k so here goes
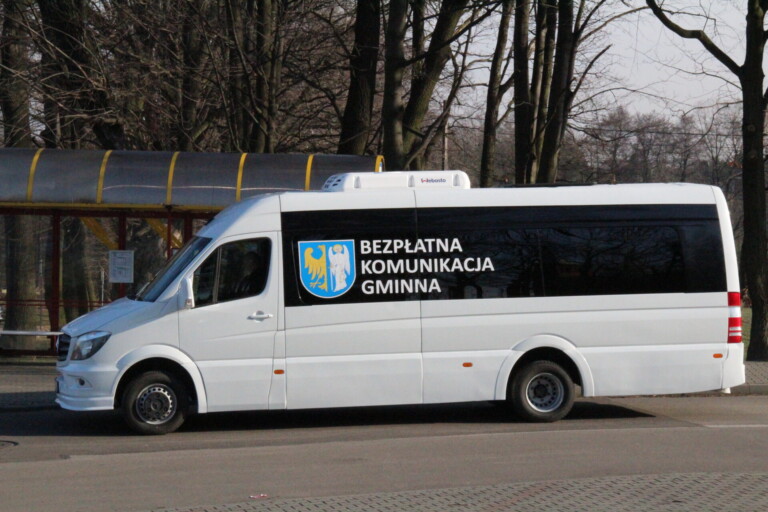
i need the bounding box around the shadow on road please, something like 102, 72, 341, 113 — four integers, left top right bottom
0, 399, 652, 438
184, 400, 652, 433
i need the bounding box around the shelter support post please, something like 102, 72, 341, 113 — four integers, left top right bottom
118, 214, 127, 298
49, 212, 61, 351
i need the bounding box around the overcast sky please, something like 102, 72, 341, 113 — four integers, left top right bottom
610, 2, 747, 114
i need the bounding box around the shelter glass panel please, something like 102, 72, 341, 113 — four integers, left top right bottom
310, 155, 377, 189
34, 150, 103, 204
0, 214, 53, 351
240, 154, 311, 199
171, 152, 241, 206
60, 216, 114, 324
0, 148, 36, 202
78, 217, 118, 306
125, 217, 184, 296
101, 151, 174, 205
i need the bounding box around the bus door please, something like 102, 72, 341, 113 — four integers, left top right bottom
179, 234, 278, 412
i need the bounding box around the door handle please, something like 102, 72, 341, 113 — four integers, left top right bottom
248, 311, 274, 321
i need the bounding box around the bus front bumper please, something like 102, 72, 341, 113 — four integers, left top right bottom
55, 364, 117, 411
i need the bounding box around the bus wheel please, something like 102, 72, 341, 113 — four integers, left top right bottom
509, 360, 574, 422
121, 371, 188, 435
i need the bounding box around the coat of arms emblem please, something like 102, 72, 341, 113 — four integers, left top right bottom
298, 240, 356, 298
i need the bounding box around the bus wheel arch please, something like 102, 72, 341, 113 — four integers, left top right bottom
494, 338, 594, 420
120, 369, 189, 435
510, 346, 583, 392
115, 358, 199, 434
507, 357, 575, 422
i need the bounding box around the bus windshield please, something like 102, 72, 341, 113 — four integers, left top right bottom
135, 236, 212, 302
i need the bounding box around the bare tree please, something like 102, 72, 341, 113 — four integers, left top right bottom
383, 0, 480, 170
36, 0, 105, 320
536, 0, 613, 183
480, 0, 514, 187
338, 0, 380, 155
488, 0, 618, 184
0, 0, 38, 349
645, 0, 768, 360
37, 0, 125, 149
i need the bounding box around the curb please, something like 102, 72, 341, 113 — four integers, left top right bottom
2, 386, 768, 413
729, 383, 768, 396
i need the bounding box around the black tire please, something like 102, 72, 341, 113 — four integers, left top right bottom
121, 371, 188, 435
509, 360, 574, 422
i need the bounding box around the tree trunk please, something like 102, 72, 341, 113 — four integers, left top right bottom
401, 0, 469, 167
253, 0, 275, 153
266, 2, 281, 154
178, 0, 206, 151
529, 0, 557, 183
338, 0, 380, 155
225, 0, 247, 151
1, 216, 38, 350
481, 0, 514, 187
38, 0, 124, 149
512, 0, 532, 185
382, 0, 408, 169
38, 0, 105, 324
645, 0, 768, 359
411, 0, 426, 87
1, 0, 33, 148
537, 0, 575, 183
38, 0, 86, 148
741, 4, 768, 360
1, 0, 38, 350
61, 218, 95, 322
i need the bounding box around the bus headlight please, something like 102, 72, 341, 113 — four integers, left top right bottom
70, 331, 111, 360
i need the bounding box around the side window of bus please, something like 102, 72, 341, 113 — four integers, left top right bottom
425, 228, 542, 300
192, 238, 271, 307
538, 226, 685, 296
193, 251, 218, 307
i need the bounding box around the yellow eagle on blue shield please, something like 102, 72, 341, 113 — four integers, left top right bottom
298, 240, 356, 298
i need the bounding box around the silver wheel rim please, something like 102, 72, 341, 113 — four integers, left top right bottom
135, 384, 177, 425
525, 372, 564, 413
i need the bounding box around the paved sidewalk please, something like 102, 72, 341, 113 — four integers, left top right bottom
737, 361, 768, 395
146, 472, 768, 512
2, 359, 768, 411
3, 360, 768, 512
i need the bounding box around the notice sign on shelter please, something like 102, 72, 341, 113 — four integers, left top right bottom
109, 250, 134, 283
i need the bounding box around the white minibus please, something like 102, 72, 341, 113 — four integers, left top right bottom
56, 171, 745, 434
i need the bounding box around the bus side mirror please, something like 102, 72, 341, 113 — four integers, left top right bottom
179, 278, 195, 310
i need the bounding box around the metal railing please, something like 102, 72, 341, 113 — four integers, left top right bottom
0, 330, 63, 336
0, 331, 62, 357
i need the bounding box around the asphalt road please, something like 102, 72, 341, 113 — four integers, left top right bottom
2, 396, 768, 512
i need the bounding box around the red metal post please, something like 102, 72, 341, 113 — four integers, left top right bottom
183, 214, 193, 244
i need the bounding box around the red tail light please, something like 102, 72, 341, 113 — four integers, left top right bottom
728, 292, 742, 343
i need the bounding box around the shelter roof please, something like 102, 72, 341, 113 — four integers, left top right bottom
0, 148, 382, 211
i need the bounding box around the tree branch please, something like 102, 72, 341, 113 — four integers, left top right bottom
571, 44, 610, 100
645, 0, 741, 77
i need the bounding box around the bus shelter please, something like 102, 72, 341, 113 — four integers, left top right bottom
0, 148, 382, 355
